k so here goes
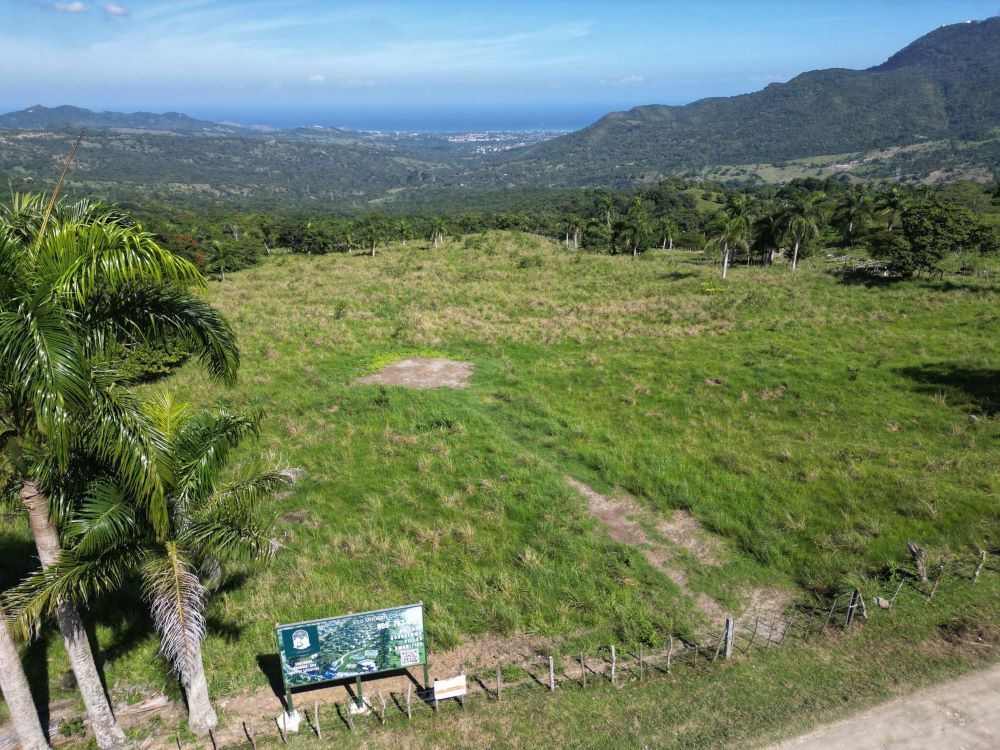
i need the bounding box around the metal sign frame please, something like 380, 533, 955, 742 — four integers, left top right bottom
274, 602, 429, 711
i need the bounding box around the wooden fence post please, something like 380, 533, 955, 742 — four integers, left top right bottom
666, 636, 673, 673
929, 564, 945, 600
822, 595, 838, 631
548, 656, 555, 692
580, 653, 586, 688
973, 549, 987, 583
406, 684, 413, 719
908, 541, 927, 582
845, 589, 860, 627
639, 644, 644, 680
496, 665, 502, 702
610, 645, 617, 685
724, 617, 734, 660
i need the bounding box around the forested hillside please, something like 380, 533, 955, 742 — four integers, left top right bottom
498, 17, 1000, 187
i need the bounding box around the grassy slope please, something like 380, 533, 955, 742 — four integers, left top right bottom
6, 233, 999, 744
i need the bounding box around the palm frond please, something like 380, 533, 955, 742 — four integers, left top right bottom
79, 283, 239, 385
3, 542, 147, 639
68, 480, 140, 555
0, 302, 89, 467
142, 542, 206, 677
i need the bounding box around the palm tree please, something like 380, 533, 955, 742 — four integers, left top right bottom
658, 217, 679, 250
619, 198, 651, 257
560, 214, 582, 249
778, 191, 826, 271
359, 216, 384, 257
398, 220, 414, 247
876, 186, 905, 231
706, 211, 750, 279
833, 187, 874, 244
8, 392, 281, 736
0, 195, 238, 750
599, 196, 616, 229
0, 602, 50, 750
429, 218, 447, 248
206, 240, 237, 282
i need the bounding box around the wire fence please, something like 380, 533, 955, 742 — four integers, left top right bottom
192, 546, 998, 750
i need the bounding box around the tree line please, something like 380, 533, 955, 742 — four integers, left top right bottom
133, 177, 1000, 282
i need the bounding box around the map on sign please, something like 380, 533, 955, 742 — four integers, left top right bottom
276, 603, 426, 689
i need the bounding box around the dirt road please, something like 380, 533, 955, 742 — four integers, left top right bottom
765, 663, 1000, 750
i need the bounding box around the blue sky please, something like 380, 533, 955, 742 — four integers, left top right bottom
1, 0, 999, 129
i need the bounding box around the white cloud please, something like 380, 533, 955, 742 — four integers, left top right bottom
342, 78, 375, 88
600, 74, 645, 86
307, 73, 326, 84
104, 3, 128, 15
53, 1, 87, 12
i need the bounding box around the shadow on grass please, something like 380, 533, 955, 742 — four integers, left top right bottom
898, 363, 1000, 415
834, 269, 907, 287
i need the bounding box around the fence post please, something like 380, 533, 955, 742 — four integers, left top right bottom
929, 565, 945, 600
845, 589, 860, 627
973, 549, 987, 583
822, 596, 838, 631
610, 645, 617, 685
666, 636, 673, 673
724, 617, 734, 660
496, 665, 502, 702
639, 644, 644, 680
548, 656, 555, 692
580, 653, 586, 688
406, 684, 413, 719
313, 701, 321, 739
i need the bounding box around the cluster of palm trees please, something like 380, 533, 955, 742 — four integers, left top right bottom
0, 194, 281, 749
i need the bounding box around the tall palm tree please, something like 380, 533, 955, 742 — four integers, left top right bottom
206, 240, 237, 282
833, 187, 874, 244
619, 198, 651, 257
706, 211, 751, 279
778, 191, 826, 271
0, 195, 238, 749
0, 599, 50, 750
658, 217, 679, 250
398, 220, 414, 247
429, 218, 447, 248
876, 185, 906, 232
8, 392, 281, 736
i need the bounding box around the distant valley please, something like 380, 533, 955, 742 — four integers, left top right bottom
2, 17, 998, 210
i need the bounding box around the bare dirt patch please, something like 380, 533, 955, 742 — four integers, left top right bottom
657, 509, 723, 566
355, 357, 473, 389
565, 477, 728, 624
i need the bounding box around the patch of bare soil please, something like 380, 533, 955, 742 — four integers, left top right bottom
355, 358, 473, 389
657, 509, 723, 566
564, 477, 729, 624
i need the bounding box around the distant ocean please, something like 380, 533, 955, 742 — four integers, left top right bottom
185, 103, 623, 132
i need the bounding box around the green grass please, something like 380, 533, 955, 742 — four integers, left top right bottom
9, 231, 1000, 745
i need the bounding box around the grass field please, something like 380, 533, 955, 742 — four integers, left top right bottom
5, 232, 999, 745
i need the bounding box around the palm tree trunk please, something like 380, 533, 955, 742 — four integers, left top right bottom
21, 482, 130, 750
0, 612, 50, 750
792, 239, 801, 271
180, 641, 217, 736
668, 236, 674, 250
722, 243, 730, 279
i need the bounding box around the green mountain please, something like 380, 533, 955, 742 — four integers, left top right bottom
494, 17, 1000, 187
0, 104, 243, 134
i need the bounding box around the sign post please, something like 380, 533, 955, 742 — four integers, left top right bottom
275, 602, 427, 713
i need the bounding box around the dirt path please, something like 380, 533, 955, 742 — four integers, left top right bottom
764, 663, 1000, 750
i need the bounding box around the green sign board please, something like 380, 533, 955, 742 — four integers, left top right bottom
275, 603, 426, 707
